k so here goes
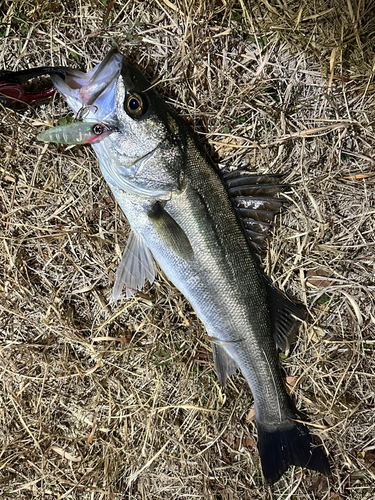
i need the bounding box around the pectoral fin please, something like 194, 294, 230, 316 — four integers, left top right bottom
148, 202, 194, 261
113, 230, 155, 300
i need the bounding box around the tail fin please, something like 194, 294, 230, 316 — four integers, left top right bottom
257, 417, 330, 485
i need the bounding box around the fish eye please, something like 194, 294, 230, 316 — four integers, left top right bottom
125, 93, 144, 116
92, 123, 105, 135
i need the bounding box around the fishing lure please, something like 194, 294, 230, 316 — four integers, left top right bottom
37, 121, 113, 145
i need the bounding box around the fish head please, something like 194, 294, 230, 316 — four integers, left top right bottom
51, 48, 188, 198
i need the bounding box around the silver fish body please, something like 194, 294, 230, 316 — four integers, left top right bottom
48, 49, 329, 484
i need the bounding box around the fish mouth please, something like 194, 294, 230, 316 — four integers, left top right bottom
50, 48, 123, 121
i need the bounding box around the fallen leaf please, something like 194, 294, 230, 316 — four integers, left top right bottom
241, 436, 256, 449
286, 376, 297, 392
306, 269, 335, 288
223, 432, 235, 446
245, 407, 255, 423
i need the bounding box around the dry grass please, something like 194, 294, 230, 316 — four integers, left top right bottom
1, 0, 375, 498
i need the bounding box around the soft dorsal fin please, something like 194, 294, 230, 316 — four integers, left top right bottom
221, 169, 286, 258
113, 231, 155, 299
264, 277, 305, 352
211, 341, 239, 386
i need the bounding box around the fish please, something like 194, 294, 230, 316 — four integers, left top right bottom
36, 48, 330, 484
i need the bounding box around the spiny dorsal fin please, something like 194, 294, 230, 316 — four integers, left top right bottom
221, 169, 287, 258
264, 277, 305, 352
113, 231, 155, 300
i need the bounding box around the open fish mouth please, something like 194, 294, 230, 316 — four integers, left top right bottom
50, 48, 123, 122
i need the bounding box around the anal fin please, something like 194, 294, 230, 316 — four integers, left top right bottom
113, 231, 155, 300
211, 341, 239, 386
265, 278, 305, 352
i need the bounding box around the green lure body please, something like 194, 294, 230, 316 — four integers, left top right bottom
37, 121, 112, 145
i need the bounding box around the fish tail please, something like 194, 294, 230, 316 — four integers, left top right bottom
256, 407, 330, 484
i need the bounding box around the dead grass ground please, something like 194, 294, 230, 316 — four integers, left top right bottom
1, 0, 375, 498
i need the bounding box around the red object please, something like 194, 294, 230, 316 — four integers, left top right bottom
0, 81, 56, 106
